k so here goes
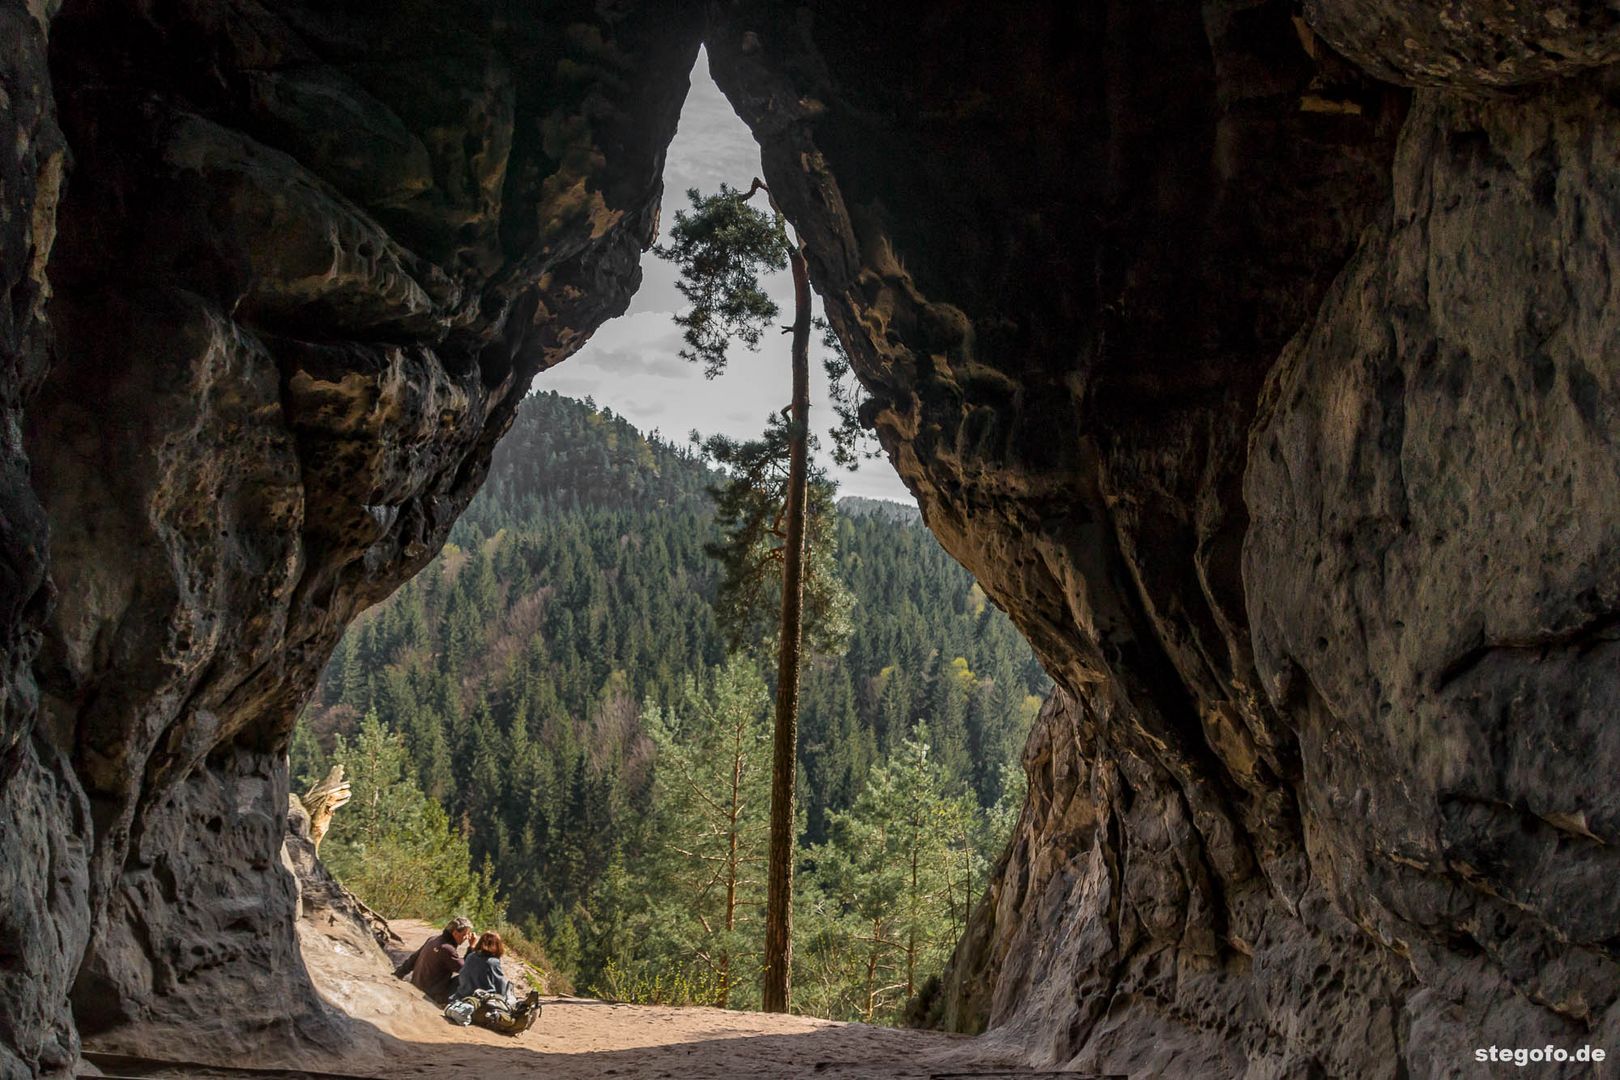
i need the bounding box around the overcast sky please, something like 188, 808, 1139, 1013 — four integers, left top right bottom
533, 51, 915, 504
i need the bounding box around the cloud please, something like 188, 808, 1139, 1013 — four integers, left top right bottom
580, 309, 682, 347
624, 397, 673, 418
535, 370, 605, 399
568, 312, 688, 375
582, 343, 691, 381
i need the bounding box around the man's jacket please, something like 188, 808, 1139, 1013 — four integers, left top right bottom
394, 931, 465, 1004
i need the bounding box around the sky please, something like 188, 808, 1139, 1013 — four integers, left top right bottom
532, 51, 915, 504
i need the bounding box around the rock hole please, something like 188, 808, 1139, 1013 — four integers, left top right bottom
1566, 358, 1601, 427
1530, 350, 1556, 396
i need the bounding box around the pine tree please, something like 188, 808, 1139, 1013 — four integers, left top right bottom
801, 723, 979, 1023
700, 426, 854, 658
287, 716, 328, 792
655, 182, 824, 1011
641, 657, 773, 1006
291, 390, 1053, 1007
338, 625, 372, 709
322, 711, 504, 926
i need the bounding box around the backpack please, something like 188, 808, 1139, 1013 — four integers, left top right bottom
445, 990, 541, 1036
442, 997, 476, 1026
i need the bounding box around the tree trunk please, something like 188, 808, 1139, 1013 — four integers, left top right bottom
301, 764, 351, 854
864, 922, 881, 1023
907, 823, 920, 998
762, 241, 811, 1013
721, 723, 743, 1009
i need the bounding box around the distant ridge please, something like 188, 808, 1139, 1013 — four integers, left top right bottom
837, 494, 920, 524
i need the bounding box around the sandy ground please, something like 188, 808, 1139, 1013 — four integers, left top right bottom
290, 918, 1018, 1079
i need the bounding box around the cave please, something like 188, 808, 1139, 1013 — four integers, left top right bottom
4, 1, 1619, 1077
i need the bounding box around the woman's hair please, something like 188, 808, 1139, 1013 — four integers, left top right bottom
476, 931, 505, 958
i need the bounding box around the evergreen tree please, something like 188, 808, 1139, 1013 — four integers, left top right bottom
640, 658, 773, 1006
656, 181, 819, 1011
288, 716, 328, 792
799, 723, 980, 1023
700, 422, 854, 659
322, 711, 503, 927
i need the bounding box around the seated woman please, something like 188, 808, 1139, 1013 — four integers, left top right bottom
449, 931, 542, 1035
454, 931, 512, 1003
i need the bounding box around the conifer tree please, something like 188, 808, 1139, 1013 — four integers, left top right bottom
287, 716, 327, 792
322, 710, 503, 926
642, 658, 773, 1006
655, 181, 833, 1010
291, 391, 1053, 1004
699, 422, 854, 657
802, 723, 979, 1022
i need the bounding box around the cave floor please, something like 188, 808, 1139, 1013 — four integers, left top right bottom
281, 919, 1016, 1080
81, 907, 1025, 1080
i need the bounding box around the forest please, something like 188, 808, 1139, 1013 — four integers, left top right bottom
292, 391, 1048, 1023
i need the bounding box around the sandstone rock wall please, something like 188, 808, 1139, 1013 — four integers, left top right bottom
1, 2, 701, 1074
3, 0, 1619, 1076
0, 4, 83, 1076
1244, 70, 1620, 1068
705, 1, 1620, 1075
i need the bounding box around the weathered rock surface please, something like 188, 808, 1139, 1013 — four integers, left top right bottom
0, 5, 81, 1078
1305, 0, 1620, 89
705, 2, 1620, 1076
2, 1, 701, 1075
1244, 72, 1620, 1070
284, 795, 398, 963
3, 0, 1619, 1076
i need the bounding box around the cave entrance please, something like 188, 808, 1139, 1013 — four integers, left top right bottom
293, 48, 1050, 1025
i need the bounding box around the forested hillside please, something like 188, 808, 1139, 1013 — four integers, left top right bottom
293, 391, 1048, 1020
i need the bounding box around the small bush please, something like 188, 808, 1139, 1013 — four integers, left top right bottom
494, 918, 570, 997
590, 959, 724, 1007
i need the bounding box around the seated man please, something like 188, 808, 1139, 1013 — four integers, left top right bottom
393, 917, 473, 1004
